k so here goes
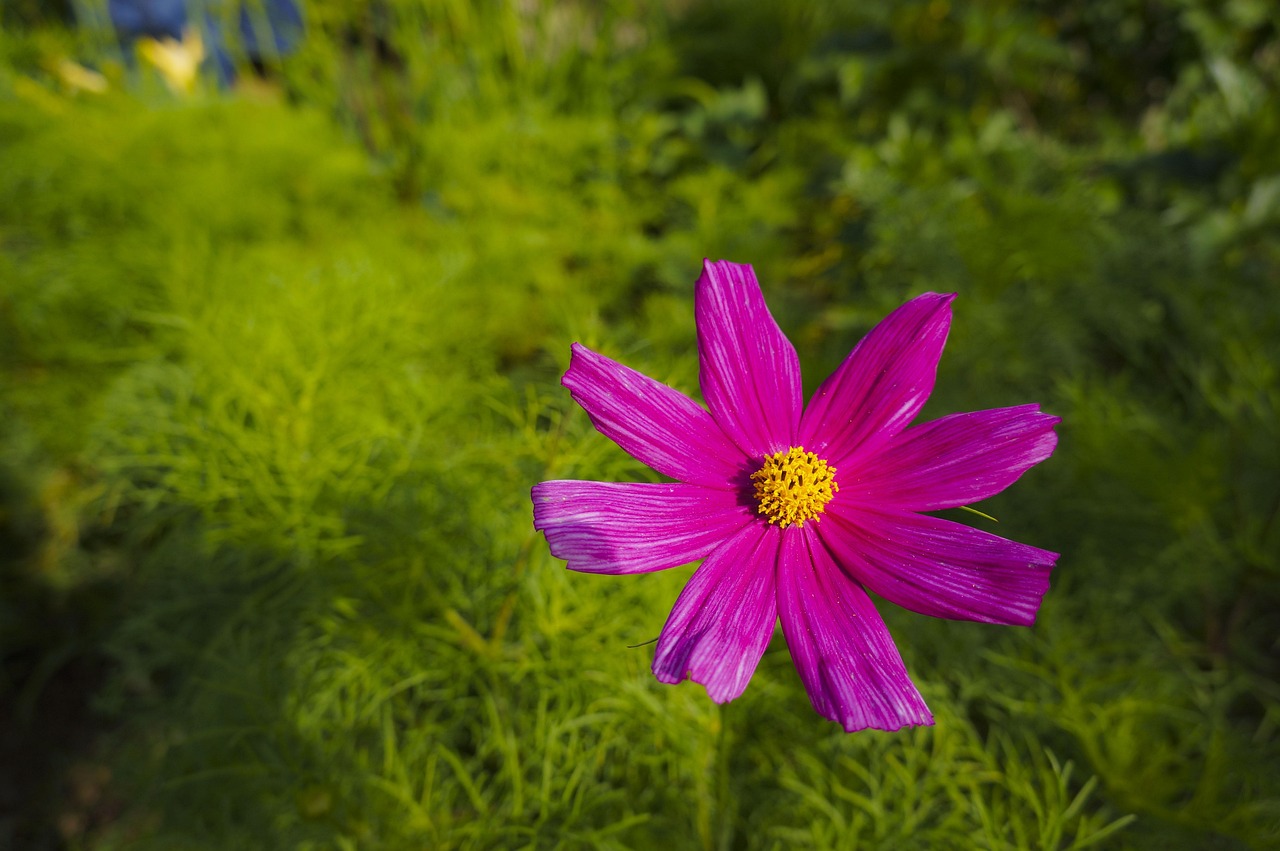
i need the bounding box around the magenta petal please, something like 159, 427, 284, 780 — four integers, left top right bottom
532, 481, 754, 575
777, 530, 933, 732
563, 343, 747, 488
799, 293, 954, 467
822, 505, 1056, 626
844, 405, 1061, 511
652, 523, 779, 702
695, 260, 802, 455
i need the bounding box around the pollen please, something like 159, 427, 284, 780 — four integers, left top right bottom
751, 446, 839, 528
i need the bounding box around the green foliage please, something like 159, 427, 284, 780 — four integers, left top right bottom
3, 1, 1279, 849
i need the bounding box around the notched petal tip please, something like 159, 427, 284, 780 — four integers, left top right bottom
561, 341, 586, 386
700, 257, 757, 281
901, 291, 958, 320
652, 668, 740, 705
696, 260, 759, 302
844, 709, 936, 734
1017, 402, 1062, 428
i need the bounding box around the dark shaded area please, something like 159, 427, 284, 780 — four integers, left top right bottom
1, 0, 75, 27
0, 467, 121, 850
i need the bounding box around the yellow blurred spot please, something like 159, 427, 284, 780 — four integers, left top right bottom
55, 59, 108, 94
138, 27, 205, 95
12, 76, 68, 114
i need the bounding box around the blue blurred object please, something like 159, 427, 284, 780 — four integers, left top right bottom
108, 0, 188, 42
106, 0, 304, 85
207, 0, 305, 84
236, 0, 305, 59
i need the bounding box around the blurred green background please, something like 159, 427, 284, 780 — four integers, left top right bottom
2, 1, 1278, 848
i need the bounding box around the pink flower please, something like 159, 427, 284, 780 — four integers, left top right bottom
531, 260, 1060, 732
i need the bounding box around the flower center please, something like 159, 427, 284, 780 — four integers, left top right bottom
751, 446, 839, 528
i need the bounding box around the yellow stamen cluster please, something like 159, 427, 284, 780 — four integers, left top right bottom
751, 446, 839, 528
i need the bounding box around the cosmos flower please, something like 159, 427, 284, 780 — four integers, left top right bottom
531, 260, 1060, 732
